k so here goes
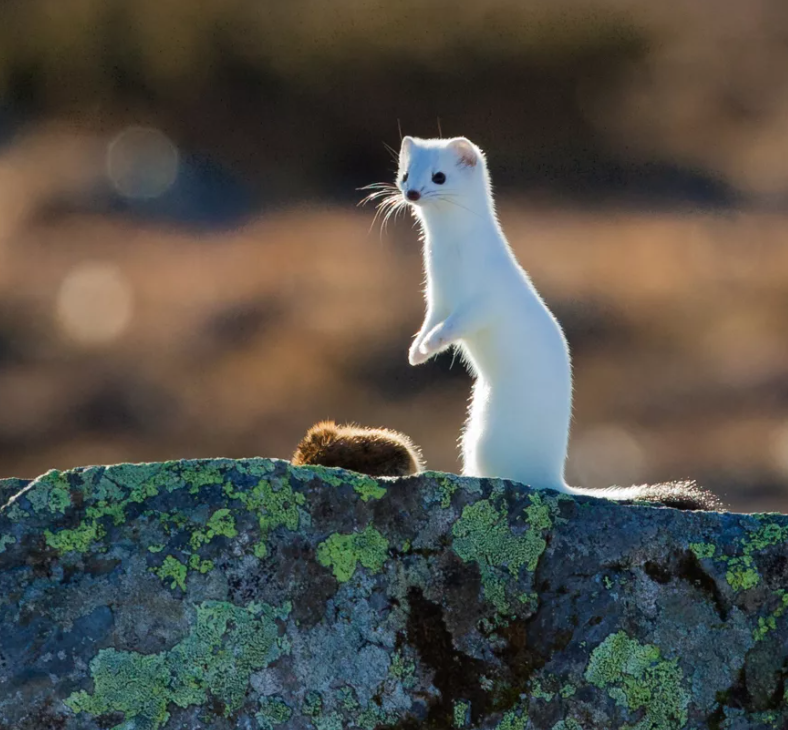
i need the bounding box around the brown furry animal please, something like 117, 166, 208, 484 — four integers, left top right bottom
291, 420, 424, 477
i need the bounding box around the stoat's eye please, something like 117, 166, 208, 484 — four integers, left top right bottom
402, 172, 409, 183
432, 172, 446, 184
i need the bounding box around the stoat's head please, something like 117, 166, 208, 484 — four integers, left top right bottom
359, 135, 489, 230
397, 136, 488, 210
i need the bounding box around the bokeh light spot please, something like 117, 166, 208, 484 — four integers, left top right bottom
107, 126, 179, 200
56, 262, 134, 345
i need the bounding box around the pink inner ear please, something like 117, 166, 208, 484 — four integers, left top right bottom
452, 140, 477, 168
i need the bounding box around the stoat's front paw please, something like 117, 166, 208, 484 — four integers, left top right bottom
408, 339, 430, 366
420, 327, 449, 356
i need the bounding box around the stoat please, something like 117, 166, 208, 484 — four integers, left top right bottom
293, 135, 724, 512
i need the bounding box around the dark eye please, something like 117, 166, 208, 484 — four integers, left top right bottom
402, 172, 409, 183
432, 172, 446, 184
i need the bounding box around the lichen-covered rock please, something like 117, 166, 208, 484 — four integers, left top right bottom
1, 459, 787, 730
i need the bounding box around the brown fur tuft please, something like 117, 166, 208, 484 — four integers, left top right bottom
291, 420, 424, 477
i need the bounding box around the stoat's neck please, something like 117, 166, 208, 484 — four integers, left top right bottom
416, 195, 509, 266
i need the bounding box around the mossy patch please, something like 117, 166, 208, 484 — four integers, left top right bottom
698, 518, 788, 592
451, 494, 553, 613
496, 705, 529, 730
584, 631, 689, 730
225, 470, 305, 559
25, 470, 72, 515
189, 508, 238, 549
753, 590, 788, 642
689, 542, 716, 560
66, 600, 290, 729
45, 520, 105, 554
153, 555, 188, 591
552, 720, 583, 730
353, 478, 387, 502
453, 700, 470, 727
256, 696, 293, 729
316, 525, 390, 582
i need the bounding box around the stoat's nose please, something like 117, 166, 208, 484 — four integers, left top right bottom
406, 189, 421, 202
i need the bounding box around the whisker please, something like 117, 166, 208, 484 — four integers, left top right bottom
359, 189, 398, 205
382, 142, 399, 164
357, 182, 398, 192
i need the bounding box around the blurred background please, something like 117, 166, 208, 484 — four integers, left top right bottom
1, 0, 787, 512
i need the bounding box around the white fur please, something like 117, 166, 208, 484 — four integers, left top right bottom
399, 135, 574, 492
393, 135, 680, 503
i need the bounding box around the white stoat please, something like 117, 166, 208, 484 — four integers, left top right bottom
384, 134, 721, 510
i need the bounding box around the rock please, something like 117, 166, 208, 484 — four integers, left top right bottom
0, 458, 787, 730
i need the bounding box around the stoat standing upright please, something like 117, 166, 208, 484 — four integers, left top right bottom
293, 135, 722, 511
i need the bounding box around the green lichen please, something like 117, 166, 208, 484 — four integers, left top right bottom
689, 542, 716, 560
524, 492, 553, 531
225, 473, 305, 559
302, 690, 323, 716
291, 464, 345, 487
356, 704, 395, 729
353, 477, 387, 502
584, 631, 689, 730
25, 470, 72, 515
2, 500, 27, 521
725, 563, 760, 591
65, 649, 172, 729
531, 679, 555, 702
390, 650, 417, 688
560, 684, 577, 699
453, 700, 470, 727
189, 508, 238, 549
290, 463, 387, 502
154, 555, 188, 591
0, 534, 16, 553
256, 696, 293, 729
45, 520, 105, 554
496, 705, 529, 730
553, 720, 583, 730
518, 592, 538, 611
180, 463, 227, 494
700, 518, 788, 593
66, 600, 290, 729
188, 554, 215, 574
435, 473, 461, 509
315, 713, 344, 730
753, 590, 788, 641
338, 686, 360, 711
451, 495, 552, 613
316, 525, 390, 583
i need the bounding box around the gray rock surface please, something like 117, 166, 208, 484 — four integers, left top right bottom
0, 458, 787, 730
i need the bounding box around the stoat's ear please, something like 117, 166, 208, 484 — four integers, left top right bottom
448, 137, 478, 168
400, 135, 414, 162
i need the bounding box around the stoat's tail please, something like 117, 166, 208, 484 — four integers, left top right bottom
568, 481, 726, 512
292, 421, 423, 477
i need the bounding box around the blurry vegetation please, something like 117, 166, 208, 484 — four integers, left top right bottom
3, 0, 788, 200
0, 0, 668, 201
